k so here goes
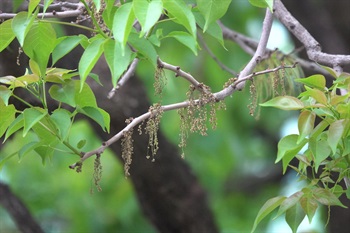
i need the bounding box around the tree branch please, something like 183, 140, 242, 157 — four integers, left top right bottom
108, 58, 140, 99
0, 2, 85, 19
69, 63, 297, 169
274, 0, 350, 69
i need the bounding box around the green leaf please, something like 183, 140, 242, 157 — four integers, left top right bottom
50, 109, 72, 140
275, 191, 303, 219
42, 0, 54, 15
112, 2, 135, 51
78, 106, 110, 132
193, 10, 225, 48
319, 64, 338, 78
163, 0, 197, 38
18, 141, 41, 160
78, 37, 105, 91
52, 36, 82, 65
0, 19, 15, 52
0, 103, 16, 137
133, 0, 163, 37
49, 80, 76, 107
328, 119, 348, 155
23, 107, 48, 137
310, 139, 331, 172
12, 12, 36, 46
285, 203, 305, 233
300, 86, 328, 105
299, 196, 318, 223
165, 31, 198, 55
249, 0, 267, 8
251, 196, 286, 233
129, 33, 157, 67
295, 74, 326, 90
276, 134, 307, 173
104, 39, 133, 87
35, 145, 55, 165
28, 0, 41, 16
260, 96, 304, 110
197, 0, 231, 32
74, 81, 98, 108
0, 85, 12, 106
23, 22, 57, 76
4, 114, 24, 142
297, 110, 315, 143
313, 188, 347, 208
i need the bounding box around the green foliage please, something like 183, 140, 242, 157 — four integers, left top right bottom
1, 0, 235, 171
253, 67, 350, 232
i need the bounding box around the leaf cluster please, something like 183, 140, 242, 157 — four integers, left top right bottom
254, 66, 350, 232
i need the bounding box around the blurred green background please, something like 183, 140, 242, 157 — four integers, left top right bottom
0, 2, 325, 233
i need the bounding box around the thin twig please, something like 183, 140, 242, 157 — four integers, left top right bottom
69, 64, 298, 169
108, 58, 140, 99
157, 57, 205, 92
0, 2, 85, 19
197, 33, 236, 76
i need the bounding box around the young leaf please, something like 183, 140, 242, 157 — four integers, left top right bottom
12, 12, 36, 46
129, 33, 157, 67
299, 196, 318, 223
18, 141, 42, 160
50, 109, 72, 140
0, 103, 16, 138
52, 36, 82, 65
275, 191, 303, 219
197, 0, 231, 32
310, 139, 331, 172
112, 2, 135, 52
35, 145, 55, 165
313, 188, 347, 208
285, 203, 306, 233
193, 10, 225, 48
104, 39, 132, 87
42, 0, 54, 15
260, 96, 304, 110
28, 0, 41, 16
249, 0, 268, 8
0, 85, 12, 106
78, 106, 110, 132
23, 22, 57, 76
0, 19, 15, 52
301, 86, 327, 105
251, 196, 286, 233
276, 134, 307, 173
49, 80, 76, 107
74, 81, 98, 108
23, 107, 48, 137
297, 110, 315, 144
133, 0, 163, 37
4, 114, 24, 142
319, 64, 339, 78
328, 119, 348, 155
78, 37, 105, 91
295, 74, 326, 90
165, 31, 198, 55
163, 0, 197, 38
